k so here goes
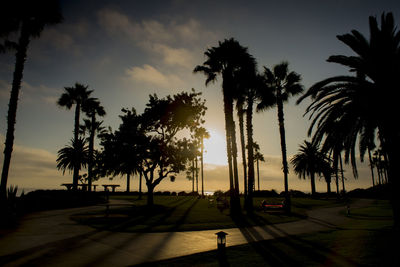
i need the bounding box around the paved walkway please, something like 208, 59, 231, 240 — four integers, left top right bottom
0, 199, 372, 266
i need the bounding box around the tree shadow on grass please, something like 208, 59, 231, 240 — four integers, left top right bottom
230, 211, 359, 266
96, 196, 194, 232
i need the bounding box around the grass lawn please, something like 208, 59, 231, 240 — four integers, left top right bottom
136, 199, 397, 266
71, 195, 344, 232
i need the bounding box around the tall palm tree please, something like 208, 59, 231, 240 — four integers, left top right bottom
80, 118, 106, 191
82, 98, 106, 191
297, 13, 400, 227
194, 38, 254, 211
236, 100, 248, 197
258, 62, 303, 208
195, 127, 209, 196
291, 141, 330, 195
57, 83, 93, 190
253, 142, 265, 191
0, 0, 63, 201
56, 137, 89, 176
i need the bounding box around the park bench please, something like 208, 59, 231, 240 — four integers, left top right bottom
102, 184, 120, 192
261, 199, 286, 212
61, 183, 98, 191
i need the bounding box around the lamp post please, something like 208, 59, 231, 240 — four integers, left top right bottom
215, 231, 228, 250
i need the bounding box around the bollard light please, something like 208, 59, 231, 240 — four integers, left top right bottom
215, 231, 228, 250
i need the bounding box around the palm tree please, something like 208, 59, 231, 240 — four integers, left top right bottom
0, 0, 63, 201
291, 141, 330, 195
80, 118, 106, 191
194, 38, 254, 211
297, 13, 400, 227
57, 83, 93, 190
253, 142, 265, 191
56, 137, 89, 176
82, 98, 106, 191
258, 62, 303, 208
236, 101, 248, 197
195, 127, 209, 196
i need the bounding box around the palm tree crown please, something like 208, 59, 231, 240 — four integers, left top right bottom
194, 38, 255, 211
257, 62, 303, 208
297, 12, 400, 227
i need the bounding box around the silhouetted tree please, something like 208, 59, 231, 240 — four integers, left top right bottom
195, 127, 209, 196
253, 142, 265, 191
139, 91, 207, 206
58, 83, 93, 190
56, 138, 89, 176
194, 38, 254, 211
100, 108, 143, 192
297, 13, 400, 227
236, 101, 248, 197
82, 98, 106, 191
291, 141, 330, 195
0, 0, 63, 201
258, 62, 303, 208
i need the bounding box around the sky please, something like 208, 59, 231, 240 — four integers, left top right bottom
0, 0, 399, 194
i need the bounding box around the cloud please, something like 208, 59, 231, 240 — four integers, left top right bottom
33, 20, 89, 57
0, 79, 10, 100
0, 135, 65, 190
125, 64, 185, 89
145, 43, 195, 68
97, 9, 217, 69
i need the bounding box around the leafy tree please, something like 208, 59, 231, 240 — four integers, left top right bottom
194, 38, 255, 211
0, 0, 63, 201
258, 62, 303, 209
56, 138, 89, 176
58, 83, 93, 190
100, 108, 143, 192
138, 91, 207, 206
297, 13, 400, 227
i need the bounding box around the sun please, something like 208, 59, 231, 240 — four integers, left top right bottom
203, 129, 228, 166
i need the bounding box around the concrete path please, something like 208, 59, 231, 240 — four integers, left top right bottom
0, 199, 372, 266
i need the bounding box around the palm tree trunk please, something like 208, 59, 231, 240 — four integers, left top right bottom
238, 110, 248, 197
245, 98, 255, 212
138, 171, 143, 199
195, 156, 199, 193
339, 152, 345, 193
335, 169, 340, 195
0, 22, 30, 202
257, 159, 260, 191
377, 165, 382, 185
201, 138, 204, 197
191, 159, 195, 192
222, 88, 235, 206
368, 148, 375, 187
310, 172, 316, 195
73, 103, 81, 190
126, 173, 130, 192
229, 113, 240, 200
87, 114, 95, 192
276, 93, 290, 208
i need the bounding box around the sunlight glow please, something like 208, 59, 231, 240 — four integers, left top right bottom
203, 129, 228, 165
